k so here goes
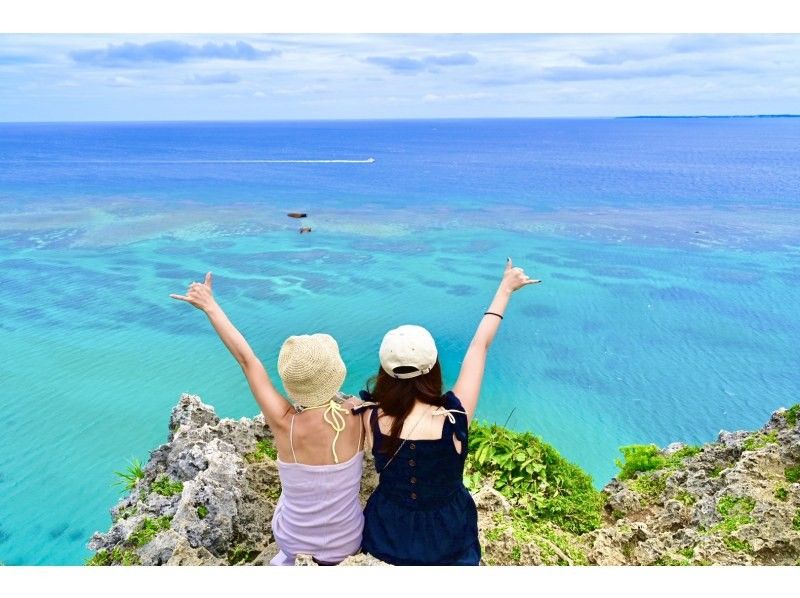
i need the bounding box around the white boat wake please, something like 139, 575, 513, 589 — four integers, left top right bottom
25, 158, 377, 164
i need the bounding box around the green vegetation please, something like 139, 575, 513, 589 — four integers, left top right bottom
678, 546, 695, 559
484, 510, 588, 566
227, 543, 260, 565
653, 554, 691, 566
775, 486, 789, 501
244, 438, 278, 463
784, 404, 800, 427
113, 506, 137, 522
793, 509, 800, 532
614, 444, 702, 481
708, 464, 731, 478
630, 471, 669, 504
85, 546, 140, 566
113, 458, 145, 492
666, 445, 703, 466
786, 464, 800, 483
465, 420, 604, 534
86, 515, 173, 565
197, 505, 209, 519
723, 536, 752, 553
614, 445, 663, 480
128, 516, 173, 548
712, 495, 755, 534
742, 430, 778, 451
675, 488, 697, 507
710, 495, 755, 554
150, 474, 183, 497
674, 489, 696, 506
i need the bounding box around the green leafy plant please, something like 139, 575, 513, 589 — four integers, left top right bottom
793, 509, 800, 532
786, 465, 800, 483
197, 505, 209, 519
244, 438, 278, 463
678, 546, 694, 559
784, 404, 800, 427
723, 536, 752, 553
775, 486, 789, 501
112, 458, 145, 492
742, 430, 778, 451
712, 495, 755, 534
85, 546, 140, 566
653, 554, 691, 566
674, 489, 696, 506
128, 516, 172, 548
614, 444, 665, 480
630, 471, 669, 504
150, 474, 183, 497
227, 543, 260, 565
465, 420, 604, 534
614, 444, 703, 482
665, 445, 702, 467
113, 506, 137, 522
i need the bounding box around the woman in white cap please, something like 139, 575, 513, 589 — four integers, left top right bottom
170, 272, 365, 566
352, 257, 539, 565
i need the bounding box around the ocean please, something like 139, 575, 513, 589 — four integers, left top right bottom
1, 117, 799, 564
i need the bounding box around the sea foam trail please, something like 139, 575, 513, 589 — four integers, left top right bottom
14, 158, 376, 164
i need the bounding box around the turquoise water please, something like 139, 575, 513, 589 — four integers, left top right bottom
1, 118, 799, 564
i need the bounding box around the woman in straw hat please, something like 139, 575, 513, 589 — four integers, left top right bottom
351, 257, 540, 565
170, 272, 365, 566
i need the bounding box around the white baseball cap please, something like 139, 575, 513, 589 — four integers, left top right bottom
379, 324, 438, 379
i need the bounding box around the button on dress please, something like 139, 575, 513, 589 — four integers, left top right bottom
354, 390, 481, 565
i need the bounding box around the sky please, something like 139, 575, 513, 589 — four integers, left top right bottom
1, 33, 799, 121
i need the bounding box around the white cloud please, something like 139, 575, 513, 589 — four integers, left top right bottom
1, 33, 799, 120
108, 75, 135, 87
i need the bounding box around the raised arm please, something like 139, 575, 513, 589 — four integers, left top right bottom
169, 272, 292, 427
453, 258, 540, 423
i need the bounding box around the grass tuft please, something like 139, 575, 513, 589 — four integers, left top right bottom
150, 474, 183, 497
244, 438, 278, 463
112, 458, 145, 493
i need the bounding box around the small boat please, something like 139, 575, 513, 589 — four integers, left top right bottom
287, 212, 307, 219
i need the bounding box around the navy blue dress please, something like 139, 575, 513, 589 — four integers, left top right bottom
353, 390, 481, 566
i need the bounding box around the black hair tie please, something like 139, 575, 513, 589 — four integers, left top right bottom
484, 311, 503, 319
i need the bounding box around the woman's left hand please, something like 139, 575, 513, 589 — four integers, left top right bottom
169, 271, 218, 312
501, 257, 541, 293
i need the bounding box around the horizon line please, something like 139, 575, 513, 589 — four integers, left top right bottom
2, 114, 799, 125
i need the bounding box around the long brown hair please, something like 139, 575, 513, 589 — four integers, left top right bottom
366, 359, 445, 456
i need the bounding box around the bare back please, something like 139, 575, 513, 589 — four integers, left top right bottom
273, 399, 365, 465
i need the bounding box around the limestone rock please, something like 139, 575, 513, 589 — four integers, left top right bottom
87, 394, 800, 567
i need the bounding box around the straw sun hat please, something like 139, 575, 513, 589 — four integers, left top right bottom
277, 333, 347, 408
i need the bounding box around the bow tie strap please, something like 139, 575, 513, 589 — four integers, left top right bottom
430, 407, 467, 424
299, 398, 352, 463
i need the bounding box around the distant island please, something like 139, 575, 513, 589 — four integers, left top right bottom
619, 114, 800, 119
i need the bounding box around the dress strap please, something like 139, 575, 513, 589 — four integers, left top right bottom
357, 408, 365, 453
439, 391, 470, 442
289, 413, 299, 464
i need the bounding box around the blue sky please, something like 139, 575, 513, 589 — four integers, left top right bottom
1, 33, 799, 121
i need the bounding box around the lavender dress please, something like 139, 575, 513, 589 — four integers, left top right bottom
269, 412, 365, 566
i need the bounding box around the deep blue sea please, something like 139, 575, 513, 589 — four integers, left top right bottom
1, 118, 799, 565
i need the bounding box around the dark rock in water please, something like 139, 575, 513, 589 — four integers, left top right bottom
86, 393, 800, 566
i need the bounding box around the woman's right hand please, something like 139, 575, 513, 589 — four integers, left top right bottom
500, 257, 540, 293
